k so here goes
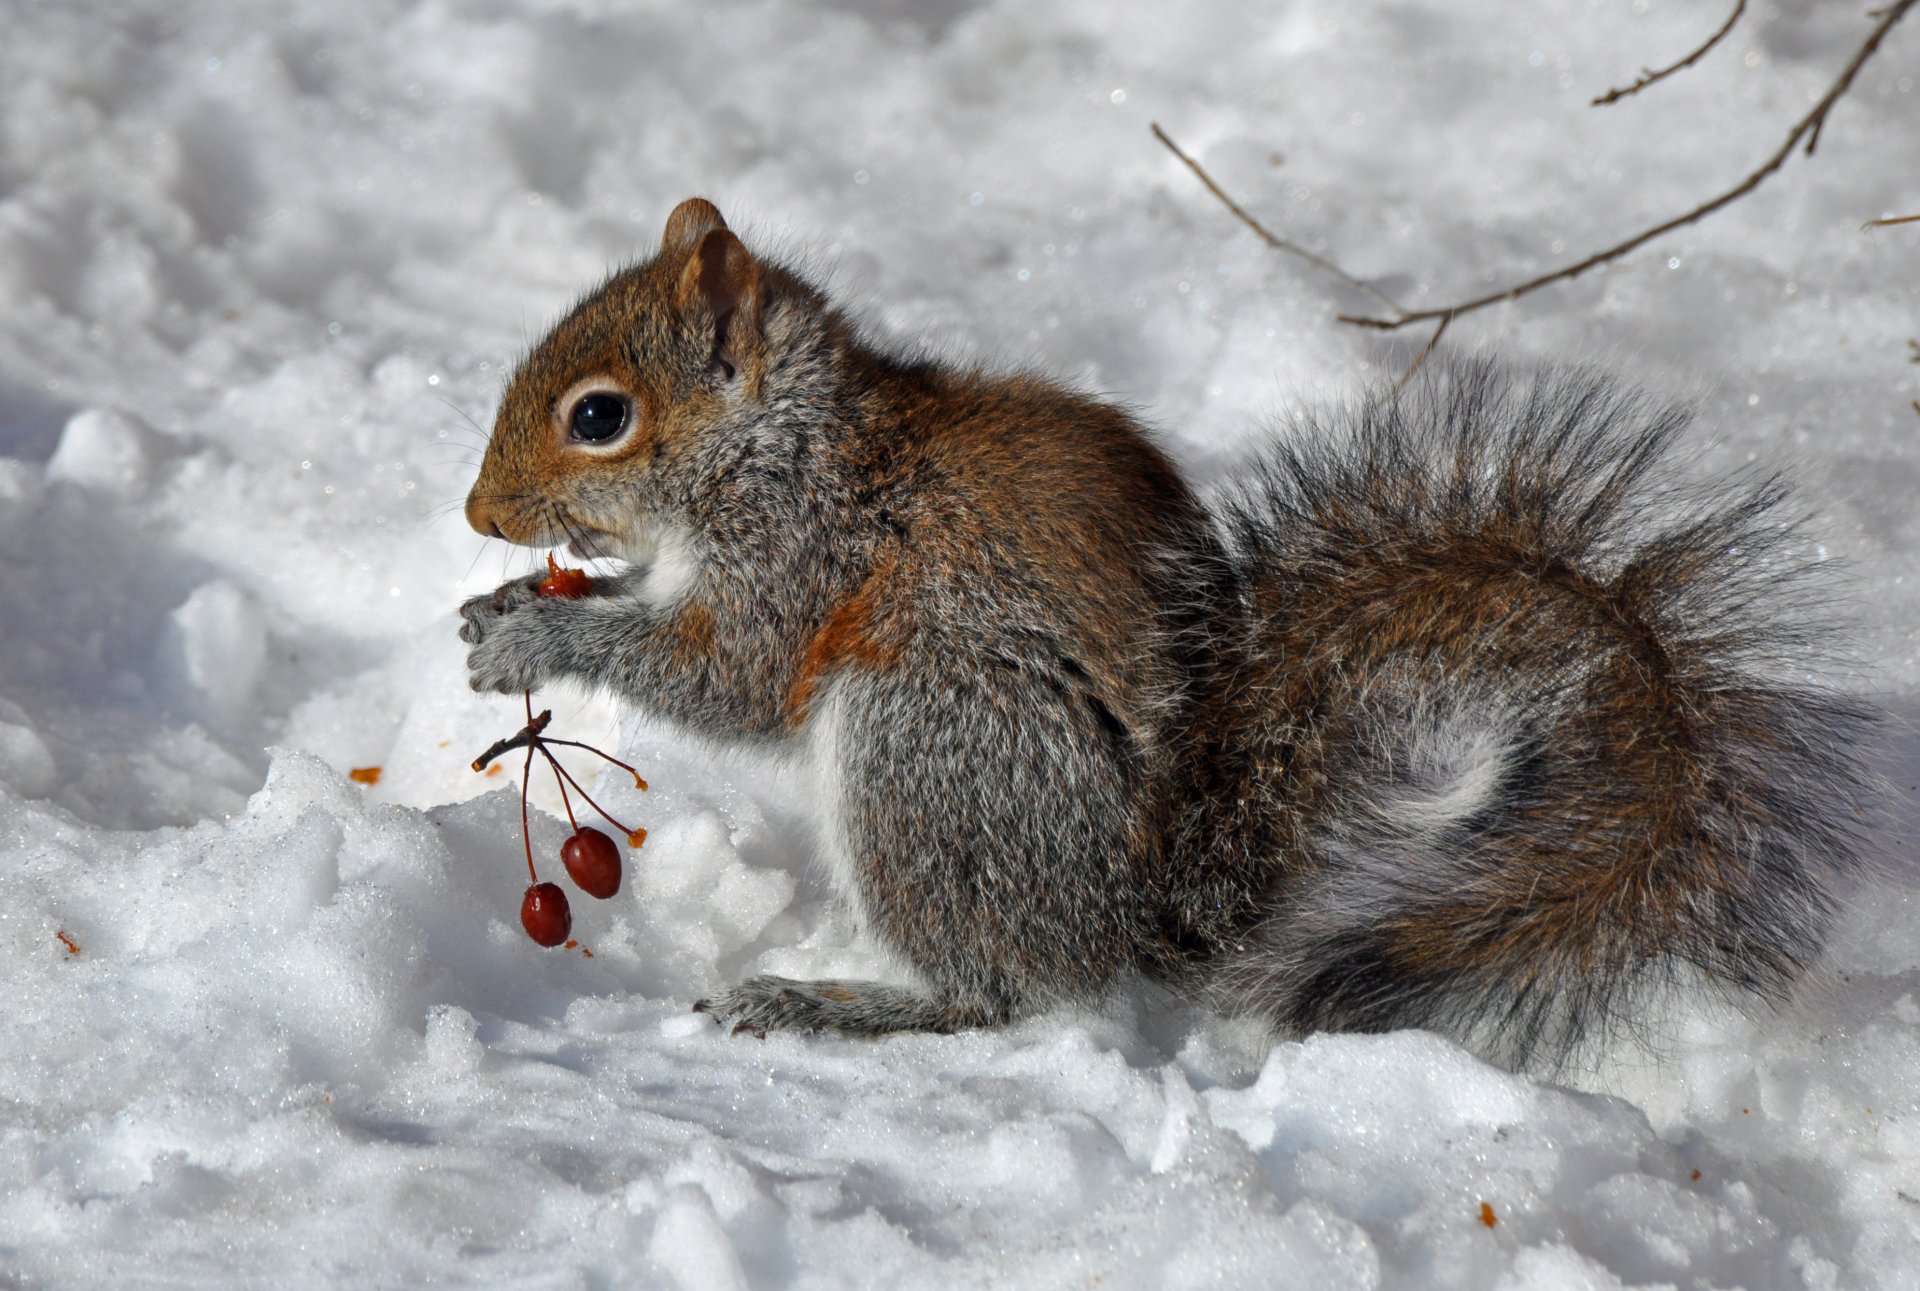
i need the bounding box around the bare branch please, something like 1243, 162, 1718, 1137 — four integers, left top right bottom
1339, 0, 1917, 333
1866, 212, 1920, 229
1155, 5, 1910, 392
1150, 123, 1447, 386
1593, 0, 1747, 106
1392, 316, 1452, 394
1150, 123, 1406, 315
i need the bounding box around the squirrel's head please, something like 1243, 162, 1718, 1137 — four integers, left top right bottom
466, 197, 783, 561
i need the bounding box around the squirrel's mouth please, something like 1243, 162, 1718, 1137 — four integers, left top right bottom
556, 510, 682, 572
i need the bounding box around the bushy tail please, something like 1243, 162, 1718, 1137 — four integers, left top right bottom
1201, 362, 1877, 1068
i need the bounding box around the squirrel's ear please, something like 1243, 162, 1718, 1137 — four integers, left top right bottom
661, 198, 727, 256
676, 227, 761, 381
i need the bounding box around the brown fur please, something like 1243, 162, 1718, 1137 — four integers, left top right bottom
785, 556, 905, 728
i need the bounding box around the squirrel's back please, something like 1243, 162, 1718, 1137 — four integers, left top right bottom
1188, 363, 1877, 1066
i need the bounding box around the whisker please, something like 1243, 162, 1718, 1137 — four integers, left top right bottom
556, 507, 613, 566
553, 506, 586, 556
547, 499, 582, 559
438, 397, 493, 439
462, 537, 492, 584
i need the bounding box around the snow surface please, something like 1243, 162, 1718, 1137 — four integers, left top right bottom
2, 1, 1918, 1287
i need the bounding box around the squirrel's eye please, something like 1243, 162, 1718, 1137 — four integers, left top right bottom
569, 393, 630, 443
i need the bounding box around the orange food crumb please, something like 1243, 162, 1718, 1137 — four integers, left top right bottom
486, 764, 504, 777
581, 947, 594, 958
349, 766, 382, 785
1691, 1169, 1702, 1181
56, 930, 80, 956
537, 553, 595, 599
627, 827, 648, 849
563, 939, 578, 949
1479, 1202, 1497, 1229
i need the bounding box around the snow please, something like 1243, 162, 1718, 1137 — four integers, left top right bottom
1, 0, 1916, 1286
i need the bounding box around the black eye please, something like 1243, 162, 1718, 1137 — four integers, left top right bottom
569, 393, 630, 443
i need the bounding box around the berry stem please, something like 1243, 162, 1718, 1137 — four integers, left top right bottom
520, 740, 538, 885
539, 745, 637, 840
471, 688, 647, 890
519, 686, 539, 883
549, 753, 579, 831
539, 739, 650, 791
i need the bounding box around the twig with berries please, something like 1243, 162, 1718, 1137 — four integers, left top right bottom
469, 557, 650, 947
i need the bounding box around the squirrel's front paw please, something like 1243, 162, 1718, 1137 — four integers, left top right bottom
460, 584, 562, 694
465, 630, 549, 694
457, 573, 547, 646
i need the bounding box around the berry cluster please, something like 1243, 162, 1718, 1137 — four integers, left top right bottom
469, 560, 648, 946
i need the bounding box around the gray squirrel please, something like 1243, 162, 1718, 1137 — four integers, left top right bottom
459, 198, 1875, 1067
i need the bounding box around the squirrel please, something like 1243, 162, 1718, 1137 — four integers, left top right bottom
459, 197, 1876, 1068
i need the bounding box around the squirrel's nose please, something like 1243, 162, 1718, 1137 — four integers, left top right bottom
465, 493, 508, 541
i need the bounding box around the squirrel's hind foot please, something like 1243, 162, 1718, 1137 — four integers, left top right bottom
694, 975, 1009, 1037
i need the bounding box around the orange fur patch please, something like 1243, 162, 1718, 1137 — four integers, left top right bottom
785, 562, 902, 728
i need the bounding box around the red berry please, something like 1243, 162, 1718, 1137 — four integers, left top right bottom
561, 827, 622, 899
520, 882, 572, 946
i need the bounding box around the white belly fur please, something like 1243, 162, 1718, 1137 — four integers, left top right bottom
803, 676, 870, 932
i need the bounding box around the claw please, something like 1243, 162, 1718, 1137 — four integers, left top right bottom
730, 1022, 767, 1040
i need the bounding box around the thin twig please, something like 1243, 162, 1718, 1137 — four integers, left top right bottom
1150, 122, 1406, 315
1151, 123, 1441, 383
1339, 0, 1917, 333
1393, 316, 1453, 393
1593, 0, 1747, 106
1865, 212, 1920, 228
470, 708, 553, 773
